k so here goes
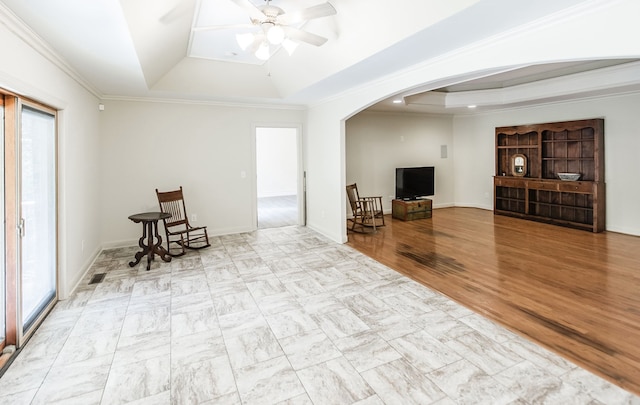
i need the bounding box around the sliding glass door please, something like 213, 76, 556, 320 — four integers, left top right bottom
19, 104, 57, 335
1, 91, 57, 365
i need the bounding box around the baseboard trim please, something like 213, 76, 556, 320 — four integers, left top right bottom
62, 246, 102, 300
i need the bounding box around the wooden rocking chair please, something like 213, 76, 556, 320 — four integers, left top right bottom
156, 186, 210, 256
346, 183, 385, 233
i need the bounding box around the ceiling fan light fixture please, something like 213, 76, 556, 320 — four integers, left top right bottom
203, 0, 336, 60
236, 32, 255, 50
255, 42, 271, 60
267, 25, 285, 45
282, 38, 299, 55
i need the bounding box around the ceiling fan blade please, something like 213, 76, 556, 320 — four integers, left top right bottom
229, 0, 265, 21
283, 26, 328, 47
193, 23, 254, 32
278, 2, 336, 25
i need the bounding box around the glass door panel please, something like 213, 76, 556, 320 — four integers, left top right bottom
20, 105, 56, 333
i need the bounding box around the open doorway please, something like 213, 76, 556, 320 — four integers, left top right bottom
255, 126, 300, 229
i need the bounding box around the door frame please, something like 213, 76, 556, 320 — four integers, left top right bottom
3, 94, 58, 348
3, 95, 18, 352
251, 123, 304, 229
0, 96, 7, 354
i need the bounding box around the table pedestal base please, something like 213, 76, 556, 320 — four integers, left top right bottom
128, 213, 172, 271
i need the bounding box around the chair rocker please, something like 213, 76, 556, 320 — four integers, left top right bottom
156, 186, 210, 256
346, 183, 385, 233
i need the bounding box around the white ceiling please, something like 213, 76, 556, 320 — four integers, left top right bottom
1, 0, 638, 111
369, 59, 640, 114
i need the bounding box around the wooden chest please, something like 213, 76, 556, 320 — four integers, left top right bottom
392, 199, 432, 221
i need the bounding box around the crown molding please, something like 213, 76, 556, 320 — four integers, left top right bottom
99, 95, 306, 111
0, 2, 102, 99
442, 61, 640, 109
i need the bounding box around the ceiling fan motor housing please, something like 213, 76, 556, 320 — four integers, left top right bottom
255, 4, 284, 23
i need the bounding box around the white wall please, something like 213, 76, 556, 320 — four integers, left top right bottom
0, 23, 102, 298
306, 104, 346, 240
2, 0, 639, 304
99, 100, 304, 245
344, 94, 640, 236
346, 112, 454, 211
305, 0, 640, 243
256, 127, 298, 197
453, 92, 640, 236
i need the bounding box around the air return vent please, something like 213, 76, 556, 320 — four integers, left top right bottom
88, 273, 106, 284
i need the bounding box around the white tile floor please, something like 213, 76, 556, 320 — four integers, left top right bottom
257, 195, 297, 229
1, 226, 639, 404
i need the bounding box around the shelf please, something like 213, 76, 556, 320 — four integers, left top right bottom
542, 157, 593, 162
542, 139, 592, 143
531, 201, 592, 211
495, 209, 594, 231
497, 145, 539, 149
494, 118, 604, 232
495, 199, 526, 203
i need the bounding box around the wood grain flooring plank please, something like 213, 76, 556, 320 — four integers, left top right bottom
347, 207, 640, 395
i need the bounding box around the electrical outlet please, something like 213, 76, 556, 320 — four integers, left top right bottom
191, 214, 197, 222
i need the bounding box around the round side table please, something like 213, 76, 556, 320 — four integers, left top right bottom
128, 212, 172, 270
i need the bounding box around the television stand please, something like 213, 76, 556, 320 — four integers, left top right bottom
392, 199, 432, 221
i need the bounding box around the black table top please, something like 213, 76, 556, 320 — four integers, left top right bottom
128, 212, 171, 222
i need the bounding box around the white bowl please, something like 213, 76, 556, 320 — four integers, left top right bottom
557, 172, 581, 181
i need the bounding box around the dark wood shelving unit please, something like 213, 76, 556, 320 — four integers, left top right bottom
494, 118, 605, 232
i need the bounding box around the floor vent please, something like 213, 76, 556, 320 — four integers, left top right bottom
89, 273, 106, 284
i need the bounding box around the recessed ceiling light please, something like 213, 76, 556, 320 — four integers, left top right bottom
468, 105, 477, 109
393, 99, 402, 104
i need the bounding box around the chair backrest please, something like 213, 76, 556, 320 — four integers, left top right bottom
156, 186, 189, 228
346, 183, 361, 213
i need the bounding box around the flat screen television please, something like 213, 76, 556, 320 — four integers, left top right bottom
395, 166, 435, 200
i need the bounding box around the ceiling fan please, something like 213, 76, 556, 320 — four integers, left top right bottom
193, 0, 337, 60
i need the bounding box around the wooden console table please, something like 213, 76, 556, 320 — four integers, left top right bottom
392, 199, 432, 221
128, 212, 172, 270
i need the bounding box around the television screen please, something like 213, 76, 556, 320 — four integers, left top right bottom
395, 166, 435, 200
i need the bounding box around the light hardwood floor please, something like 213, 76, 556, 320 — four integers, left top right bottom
347, 207, 640, 396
